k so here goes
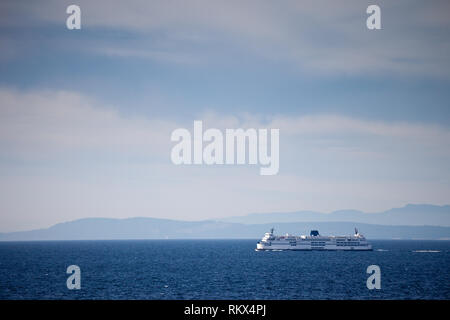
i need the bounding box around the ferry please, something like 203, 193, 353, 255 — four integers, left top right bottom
256, 228, 372, 251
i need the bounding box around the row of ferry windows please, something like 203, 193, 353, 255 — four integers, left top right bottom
276, 238, 359, 242
284, 242, 361, 246
269, 241, 362, 245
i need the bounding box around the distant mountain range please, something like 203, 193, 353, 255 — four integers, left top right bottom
220, 204, 450, 226
0, 204, 449, 241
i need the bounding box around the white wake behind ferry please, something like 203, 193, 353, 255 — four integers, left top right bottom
256, 228, 372, 251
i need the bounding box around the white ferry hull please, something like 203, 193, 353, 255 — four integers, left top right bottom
256, 228, 373, 251
256, 243, 372, 251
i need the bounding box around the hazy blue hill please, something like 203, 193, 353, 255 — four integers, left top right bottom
220, 204, 450, 226
0, 218, 449, 241
1, 204, 448, 241
0, 217, 220, 241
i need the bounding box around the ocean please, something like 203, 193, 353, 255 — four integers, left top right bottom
0, 240, 449, 300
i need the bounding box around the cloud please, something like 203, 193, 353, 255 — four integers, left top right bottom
199, 111, 450, 153
269, 114, 450, 145
88, 46, 202, 65
1, 88, 450, 231
2, 87, 450, 164
1, 0, 450, 76
0, 88, 174, 161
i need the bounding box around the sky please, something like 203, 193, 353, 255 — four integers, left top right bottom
0, 0, 450, 232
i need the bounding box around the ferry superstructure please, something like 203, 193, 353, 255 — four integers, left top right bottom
256, 228, 372, 251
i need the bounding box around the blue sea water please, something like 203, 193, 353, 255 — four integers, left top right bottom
0, 240, 449, 300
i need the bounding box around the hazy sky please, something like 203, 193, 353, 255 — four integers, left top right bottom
1, 0, 450, 232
